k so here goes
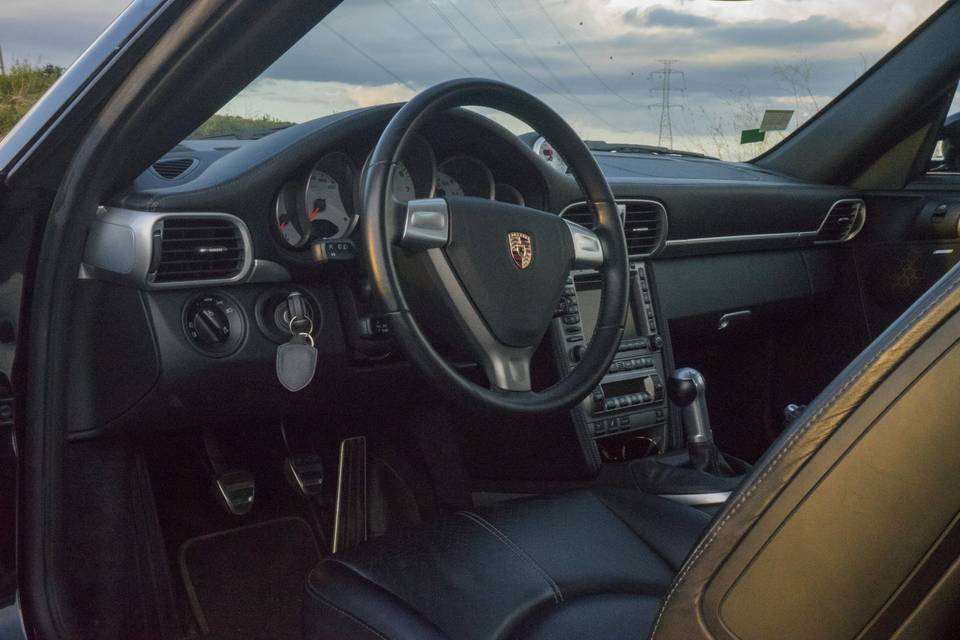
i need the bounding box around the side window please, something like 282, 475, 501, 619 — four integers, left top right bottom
928, 88, 960, 174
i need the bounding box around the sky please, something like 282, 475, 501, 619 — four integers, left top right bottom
0, 0, 953, 159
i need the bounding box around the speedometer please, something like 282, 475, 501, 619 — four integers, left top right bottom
435, 172, 464, 198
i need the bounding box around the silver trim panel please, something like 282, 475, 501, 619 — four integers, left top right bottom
400, 198, 450, 250
659, 491, 732, 506
666, 231, 817, 247
564, 219, 604, 268
82, 206, 254, 289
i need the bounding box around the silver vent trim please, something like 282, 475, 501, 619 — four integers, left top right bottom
815, 198, 866, 243
559, 198, 668, 258
82, 207, 254, 289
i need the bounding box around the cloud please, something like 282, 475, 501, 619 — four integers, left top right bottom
627, 7, 717, 29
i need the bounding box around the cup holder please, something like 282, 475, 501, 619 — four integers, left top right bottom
597, 431, 661, 463
621, 436, 660, 460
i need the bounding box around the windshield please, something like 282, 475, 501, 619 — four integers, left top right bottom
207, 0, 945, 161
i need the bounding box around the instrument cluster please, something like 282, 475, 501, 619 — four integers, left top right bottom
271, 136, 527, 250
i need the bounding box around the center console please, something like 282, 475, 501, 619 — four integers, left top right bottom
553, 263, 673, 461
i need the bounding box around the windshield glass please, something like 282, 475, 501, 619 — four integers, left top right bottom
207, 0, 945, 161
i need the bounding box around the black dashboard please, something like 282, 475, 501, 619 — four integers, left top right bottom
76, 104, 865, 467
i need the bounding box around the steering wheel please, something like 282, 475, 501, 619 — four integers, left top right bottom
363, 79, 629, 414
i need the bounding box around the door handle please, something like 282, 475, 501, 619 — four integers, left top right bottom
718, 310, 752, 331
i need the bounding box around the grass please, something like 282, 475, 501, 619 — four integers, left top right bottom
1, 61, 291, 140
190, 113, 294, 139
0, 62, 64, 137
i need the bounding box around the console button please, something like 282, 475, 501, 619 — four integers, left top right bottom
604, 399, 617, 411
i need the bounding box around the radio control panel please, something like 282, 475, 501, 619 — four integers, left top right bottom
553, 263, 670, 452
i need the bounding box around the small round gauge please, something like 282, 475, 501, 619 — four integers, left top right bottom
494, 183, 525, 206
273, 151, 358, 250
436, 155, 494, 199
435, 171, 465, 198
274, 183, 310, 249
391, 162, 417, 203
305, 152, 357, 239
532, 136, 568, 174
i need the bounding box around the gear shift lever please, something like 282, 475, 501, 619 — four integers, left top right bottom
667, 368, 713, 445
668, 368, 736, 476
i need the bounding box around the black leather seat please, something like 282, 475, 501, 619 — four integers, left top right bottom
304, 488, 711, 640
305, 262, 960, 640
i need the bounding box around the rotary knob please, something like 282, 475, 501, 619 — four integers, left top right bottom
184, 293, 245, 356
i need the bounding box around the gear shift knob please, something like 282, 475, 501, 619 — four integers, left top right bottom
668, 368, 713, 444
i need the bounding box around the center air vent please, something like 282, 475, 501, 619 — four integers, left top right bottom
560, 199, 668, 257
152, 216, 247, 284
151, 157, 197, 180
816, 199, 866, 243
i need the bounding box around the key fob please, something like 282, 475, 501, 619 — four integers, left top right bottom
277, 333, 317, 392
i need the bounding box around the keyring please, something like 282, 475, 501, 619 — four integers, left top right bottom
288, 314, 314, 336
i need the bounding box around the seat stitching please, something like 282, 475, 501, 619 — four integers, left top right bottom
650, 276, 960, 638
305, 581, 392, 640
456, 511, 564, 604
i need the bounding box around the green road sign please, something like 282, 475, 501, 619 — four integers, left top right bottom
740, 128, 766, 144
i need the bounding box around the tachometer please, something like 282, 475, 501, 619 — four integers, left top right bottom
436, 155, 494, 199
391, 162, 417, 203
361, 135, 437, 204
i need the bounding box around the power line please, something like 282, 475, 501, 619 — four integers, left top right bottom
427, 1, 504, 80
439, 0, 625, 133
484, 0, 626, 132
382, 0, 474, 77
649, 59, 684, 148
532, 0, 646, 110
320, 23, 414, 91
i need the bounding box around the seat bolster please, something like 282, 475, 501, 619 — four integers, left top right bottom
591, 488, 712, 571
305, 560, 449, 640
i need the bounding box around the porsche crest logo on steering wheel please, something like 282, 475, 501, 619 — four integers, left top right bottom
507, 232, 533, 270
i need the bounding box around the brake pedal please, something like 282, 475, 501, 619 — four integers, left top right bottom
202, 430, 255, 516
285, 453, 325, 497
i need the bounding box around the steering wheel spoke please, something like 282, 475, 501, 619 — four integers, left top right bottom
564, 219, 605, 269
399, 198, 450, 251
482, 345, 535, 392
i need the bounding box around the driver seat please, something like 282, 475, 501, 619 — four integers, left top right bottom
304, 264, 960, 640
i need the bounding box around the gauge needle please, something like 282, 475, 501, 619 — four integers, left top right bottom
309, 207, 319, 221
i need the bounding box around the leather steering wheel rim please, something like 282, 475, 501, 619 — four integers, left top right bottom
363, 78, 629, 414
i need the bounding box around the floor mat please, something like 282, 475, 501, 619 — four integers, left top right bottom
179, 517, 321, 640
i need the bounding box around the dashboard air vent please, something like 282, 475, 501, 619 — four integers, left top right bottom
817, 199, 866, 243
151, 157, 197, 180
153, 217, 246, 283
621, 201, 667, 256
560, 199, 667, 257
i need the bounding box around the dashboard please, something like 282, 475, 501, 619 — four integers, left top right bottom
77, 103, 864, 450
